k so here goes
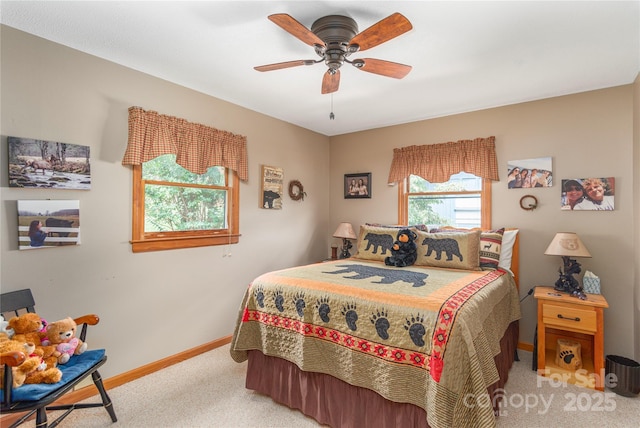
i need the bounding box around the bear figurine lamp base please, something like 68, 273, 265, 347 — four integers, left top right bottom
333, 222, 356, 259
544, 232, 592, 300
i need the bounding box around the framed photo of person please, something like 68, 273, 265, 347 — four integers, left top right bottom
561, 177, 615, 211
17, 200, 81, 250
344, 173, 371, 199
507, 156, 552, 189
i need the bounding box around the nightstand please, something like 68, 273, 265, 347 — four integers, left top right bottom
535, 286, 608, 390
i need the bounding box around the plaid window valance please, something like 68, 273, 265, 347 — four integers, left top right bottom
387, 136, 499, 184
122, 107, 248, 181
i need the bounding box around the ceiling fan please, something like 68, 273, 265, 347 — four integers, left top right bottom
255, 12, 413, 94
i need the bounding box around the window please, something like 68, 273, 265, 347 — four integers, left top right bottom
131, 154, 239, 253
398, 172, 491, 230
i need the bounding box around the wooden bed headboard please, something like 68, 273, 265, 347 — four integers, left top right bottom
510, 231, 520, 291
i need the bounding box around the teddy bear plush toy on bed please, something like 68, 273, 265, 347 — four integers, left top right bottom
8, 313, 61, 369
384, 228, 418, 267
45, 317, 88, 364
0, 338, 62, 387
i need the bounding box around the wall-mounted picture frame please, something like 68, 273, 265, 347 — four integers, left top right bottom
344, 173, 371, 199
8, 136, 91, 190
17, 200, 81, 250
507, 156, 552, 189
260, 165, 283, 209
561, 177, 615, 211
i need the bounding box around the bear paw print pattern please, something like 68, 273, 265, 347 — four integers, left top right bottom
370, 309, 390, 340
293, 292, 306, 317
254, 286, 265, 308
315, 296, 331, 323
404, 314, 426, 347
272, 289, 285, 312
559, 349, 577, 364
341, 303, 358, 331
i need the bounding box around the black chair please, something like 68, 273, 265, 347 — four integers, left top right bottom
1, 289, 117, 427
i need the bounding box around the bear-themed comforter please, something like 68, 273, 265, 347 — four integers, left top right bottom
230, 259, 521, 428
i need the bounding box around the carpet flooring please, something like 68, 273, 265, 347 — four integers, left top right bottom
10, 345, 639, 427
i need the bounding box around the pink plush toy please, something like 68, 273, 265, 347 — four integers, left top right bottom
45, 317, 88, 364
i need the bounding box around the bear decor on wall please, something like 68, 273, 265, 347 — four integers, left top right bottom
260, 165, 283, 209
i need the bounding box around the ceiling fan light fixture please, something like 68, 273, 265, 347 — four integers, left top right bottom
311, 15, 358, 45
256, 12, 413, 93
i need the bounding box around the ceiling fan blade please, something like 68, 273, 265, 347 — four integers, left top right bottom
254, 60, 315, 72
321, 70, 340, 94
349, 12, 412, 52
352, 58, 412, 79
268, 14, 325, 47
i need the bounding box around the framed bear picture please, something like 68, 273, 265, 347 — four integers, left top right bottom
260, 165, 283, 209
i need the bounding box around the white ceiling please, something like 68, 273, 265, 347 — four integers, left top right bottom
1, 1, 639, 136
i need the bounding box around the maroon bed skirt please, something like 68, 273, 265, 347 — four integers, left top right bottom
245, 320, 519, 428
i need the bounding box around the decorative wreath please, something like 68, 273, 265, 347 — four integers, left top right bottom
519, 194, 538, 211
288, 180, 306, 201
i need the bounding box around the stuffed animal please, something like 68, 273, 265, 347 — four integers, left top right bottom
8, 313, 60, 368
45, 317, 87, 364
384, 228, 418, 267
0, 339, 61, 387
1, 315, 14, 340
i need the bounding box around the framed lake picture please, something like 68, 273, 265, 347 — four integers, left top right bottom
18, 200, 81, 250
8, 136, 91, 190
344, 173, 371, 199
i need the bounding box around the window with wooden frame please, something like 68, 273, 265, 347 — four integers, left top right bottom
130, 154, 239, 253
397, 172, 492, 230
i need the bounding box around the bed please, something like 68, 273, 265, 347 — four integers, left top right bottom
230, 225, 520, 428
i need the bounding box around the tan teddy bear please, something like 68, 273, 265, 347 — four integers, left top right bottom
0, 339, 62, 388
8, 313, 60, 368
45, 317, 87, 364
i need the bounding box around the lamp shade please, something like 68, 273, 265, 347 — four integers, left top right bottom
333, 222, 356, 239
544, 232, 591, 258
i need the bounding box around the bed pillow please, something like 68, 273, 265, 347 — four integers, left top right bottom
478, 228, 505, 270
353, 225, 402, 261
430, 227, 505, 271
498, 229, 519, 271
415, 230, 481, 270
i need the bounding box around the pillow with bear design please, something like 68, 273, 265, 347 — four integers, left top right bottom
415, 230, 481, 270
430, 227, 504, 271
354, 225, 423, 262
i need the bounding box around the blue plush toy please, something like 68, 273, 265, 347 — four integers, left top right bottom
384, 228, 418, 267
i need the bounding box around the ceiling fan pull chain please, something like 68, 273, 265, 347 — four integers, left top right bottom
329, 93, 335, 120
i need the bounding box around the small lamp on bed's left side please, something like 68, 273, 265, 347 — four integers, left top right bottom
333, 222, 357, 259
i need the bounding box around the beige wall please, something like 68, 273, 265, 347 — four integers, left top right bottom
0, 26, 331, 378
1, 25, 637, 382
330, 85, 636, 358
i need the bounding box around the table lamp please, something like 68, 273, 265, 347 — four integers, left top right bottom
544, 232, 591, 299
333, 222, 357, 259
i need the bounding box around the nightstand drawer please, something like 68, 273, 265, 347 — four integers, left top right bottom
542, 304, 597, 333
